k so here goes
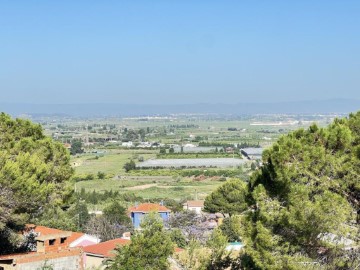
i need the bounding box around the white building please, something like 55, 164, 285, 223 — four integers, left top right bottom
122, 141, 133, 147
183, 200, 204, 214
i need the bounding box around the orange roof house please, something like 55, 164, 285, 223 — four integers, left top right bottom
83, 238, 130, 269
128, 203, 171, 213
0, 225, 83, 270
26, 224, 100, 248
128, 203, 171, 229
83, 238, 130, 258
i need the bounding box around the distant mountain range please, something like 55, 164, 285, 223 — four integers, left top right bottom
1, 99, 359, 117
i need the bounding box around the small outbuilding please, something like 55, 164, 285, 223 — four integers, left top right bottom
183, 200, 205, 214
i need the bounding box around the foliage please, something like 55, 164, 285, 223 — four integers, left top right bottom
36, 206, 77, 232
70, 140, 83, 155
240, 112, 360, 269
0, 113, 73, 254
123, 160, 136, 172
199, 141, 260, 148
174, 240, 211, 270
170, 228, 187, 248
204, 179, 248, 216
156, 152, 241, 159
175, 234, 238, 270
167, 211, 208, 243
97, 171, 106, 179
148, 198, 183, 212
206, 229, 233, 270
67, 200, 90, 231
219, 216, 242, 242
167, 210, 198, 229
107, 212, 174, 270
78, 188, 142, 205
128, 168, 249, 179
103, 200, 131, 226
86, 201, 132, 241
85, 215, 130, 242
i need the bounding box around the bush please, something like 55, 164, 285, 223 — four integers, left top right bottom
123, 160, 136, 172
97, 171, 106, 179
85, 174, 94, 181
170, 229, 187, 248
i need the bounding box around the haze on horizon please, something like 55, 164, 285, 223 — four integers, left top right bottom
1, 1, 359, 105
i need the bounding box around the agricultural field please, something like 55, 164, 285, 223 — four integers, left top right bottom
76, 176, 222, 201
35, 113, 340, 207
71, 149, 156, 176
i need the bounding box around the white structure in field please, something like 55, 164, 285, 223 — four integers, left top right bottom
183, 200, 204, 214
122, 141, 133, 147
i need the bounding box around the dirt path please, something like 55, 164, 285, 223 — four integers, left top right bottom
125, 183, 158, 190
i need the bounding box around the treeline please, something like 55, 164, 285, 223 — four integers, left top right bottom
73, 171, 111, 182
180, 169, 249, 179
198, 141, 260, 148
156, 152, 242, 159
128, 167, 250, 180
77, 188, 142, 204
76, 188, 184, 212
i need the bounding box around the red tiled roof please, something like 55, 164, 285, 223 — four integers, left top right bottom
25, 224, 85, 245
67, 232, 85, 244
26, 224, 84, 241
185, 200, 204, 207
83, 238, 130, 258
29, 225, 65, 235
128, 203, 171, 213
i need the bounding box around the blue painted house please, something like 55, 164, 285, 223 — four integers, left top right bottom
128, 203, 171, 229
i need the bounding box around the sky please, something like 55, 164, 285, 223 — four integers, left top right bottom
1, 1, 359, 104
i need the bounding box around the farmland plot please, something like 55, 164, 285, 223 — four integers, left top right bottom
137, 158, 246, 168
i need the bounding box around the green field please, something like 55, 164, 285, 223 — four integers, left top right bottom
59, 114, 333, 204
76, 175, 222, 201
72, 149, 156, 176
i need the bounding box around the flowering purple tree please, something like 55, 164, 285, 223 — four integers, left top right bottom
167, 211, 215, 244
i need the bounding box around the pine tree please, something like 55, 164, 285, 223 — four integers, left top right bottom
0, 113, 73, 254
204, 179, 248, 216
240, 112, 360, 269
107, 212, 174, 270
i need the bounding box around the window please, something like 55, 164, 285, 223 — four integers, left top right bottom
49, 239, 56, 245
60, 237, 67, 244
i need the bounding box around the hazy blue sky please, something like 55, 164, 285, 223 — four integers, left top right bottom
1, 1, 359, 104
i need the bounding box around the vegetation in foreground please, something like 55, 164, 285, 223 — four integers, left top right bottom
0, 113, 73, 254
201, 111, 360, 269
